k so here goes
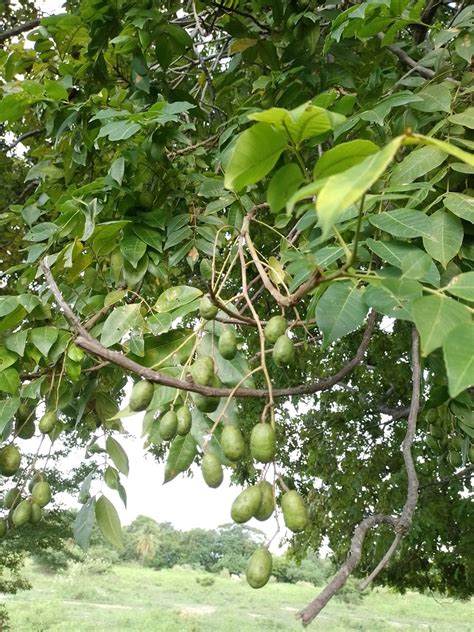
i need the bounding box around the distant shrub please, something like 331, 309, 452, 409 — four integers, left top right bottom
195, 575, 216, 587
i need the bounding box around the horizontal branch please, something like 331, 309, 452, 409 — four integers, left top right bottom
0, 19, 40, 44
377, 33, 435, 80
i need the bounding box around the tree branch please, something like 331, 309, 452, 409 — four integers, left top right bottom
40, 259, 376, 400
6, 129, 42, 152
0, 19, 40, 44
377, 33, 435, 80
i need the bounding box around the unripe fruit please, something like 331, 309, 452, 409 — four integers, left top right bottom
16, 419, 35, 440
199, 295, 218, 320
429, 424, 445, 440
30, 502, 43, 524
272, 335, 294, 366
129, 380, 154, 412
0, 518, 7, 539
425, 435, 440, 453
39, 411, 57, 434
4, 487, 22, 510
425, 409, 438, 423
451, 436, 463, 451
32, 481, 52, 508
250, 423, 276, 463
0, 445, 21, 476
28, 471, 47, 493
190, 356, 215, 386
159, 411, 178, 441
201, 453, 223, 488
264, 316, 287, 344
218, 328, 237, 360
448, 451, 462, 468
193, 375, 221, 413
281, 490, 308, 533
12, 499, 32, 527
221, 426, 246, 461
246, 547, 272, 589
16, 404, 32, 424
254, 481, 275, 522
231, 486, 263, 523
176, 406, 192, 435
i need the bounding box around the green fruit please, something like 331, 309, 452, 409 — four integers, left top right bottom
469, 446, 474, 464
425, 409, 438, 423
28, 471, 47, 493
281, 490, 308, 533
39, 411, 57, 434
16, 404, 32, 424
246, 547, 272, 589
448, 451, 462, 468
159, 411, 178, 441
218, 328, 237, 360
32, 481, 52, 508
231, 486, 263, 523
4, 487, 22, 510
190, 356, 215, 386
451, 436, 464, 451
272, 335, 294, 367
0, 518, 7, 539
254, 481, 275, 522
201, 453, 223, 488
199, 295, 218, 320
194, 375, 221, 413
0, 445, 21, 476
264, 316, 287, 344
12, 499, 32, 527
221, 426, 246, 461
250, 423, 276, 463
176, 406, 192, 435
425, 435, 440, 453
16, 419, 35, 440
129, 380, 154, 412
429, 424, 445, 440
139, 191, 154, 209
30, 502, 43, 524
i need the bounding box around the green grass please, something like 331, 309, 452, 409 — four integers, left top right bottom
3, 562, 473, 631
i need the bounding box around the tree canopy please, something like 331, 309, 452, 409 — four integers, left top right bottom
0, 0, 473, 625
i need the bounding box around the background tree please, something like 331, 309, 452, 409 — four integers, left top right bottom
0, 0, 473, 626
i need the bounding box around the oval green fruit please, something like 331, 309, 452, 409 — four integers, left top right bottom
16, 404, 32, 424
4, 487, 22, 510
176, 405, 192, 436
221, 426, 246, 461
451, 436, 463, 451
32, 481, 52, 508
0, 517, 7, 539
250, 423, 276, 463
139, 190, 154, 209
254, 481, 275, 522
190, 356, 215, 386
218, 328, 237, 360
246, 547, 272, 589
28, 471, 47, 493
281, 490, 308, 533
194, 375, 221, 413
448, 451, 462, 468
0, 445, 21, 476
264, 316, 287, 344
272, 335, 294, 367
16, 419, 35, 440
30, 502, 43, 524
425, 409, 438, 424
129, 380, 154, 412
425, 435, 439, 453
159, 411, 178, 441
429, 424, 445, 440
199, 295, 218, 320
201, 453, 223, 488
12, 499, 32, 528
231, 486, 263, 523
39, 411, 57, 434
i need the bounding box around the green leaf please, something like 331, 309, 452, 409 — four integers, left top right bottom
449, 107, 474, 129
316, 137, 403, 236
410, 84, 452, 113
74, 497, 96, 551
0, 346, 18, 371
364, 278, 422, 321
224, 122, 288, 191
163, 433, 197, 483
105, 436, 129, 476
120, 235, 147, 268
316, 282, 368, 347
130, 329, 194, 368
95, 495, 123, 549
132, 225, 162, 251
21, 376, 46, 399
443, 323, 474, 397
0, 397, 20, 435
97, 120, 141, 141
455, 30, 474, 63
5, 330, 28, 356
313, 140, 379, 179
0, 296, 19, 317
443, 193, 474, 223
23, 223, 58, 242
422, 209, 463, 268
104, 466, 119, 490
0, 368, 20, 395
444, 272, 474, 302
108, 156, 125, 184
366, 239, 440, 287
29, 327, 59, 357
411, 295, 471, 356
391, 146, 446, 185
369, 208, 431, 239
267, 163, 304, 214
410, 134, 474, 168
101, 304, 142, 348
154, 286, 203, 313
401, 251, 433, 281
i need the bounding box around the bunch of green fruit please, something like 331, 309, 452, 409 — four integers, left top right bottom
0, 472, 52, 539
264, 316, 295, 366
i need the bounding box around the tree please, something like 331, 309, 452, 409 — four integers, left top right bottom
0, 0, 473, 625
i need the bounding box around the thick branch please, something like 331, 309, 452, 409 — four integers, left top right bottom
377, 33, 435, 79
40, 259, 376, 400
0, 19, 40, 44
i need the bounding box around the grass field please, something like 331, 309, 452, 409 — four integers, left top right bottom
3, 562, 472, 632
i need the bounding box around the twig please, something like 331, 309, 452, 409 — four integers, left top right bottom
40, 258, 376, 400
419, 464, 473, 491
377, 33, 435, 80
0, 19, 40, 44
359, 533, 403, 591
6, 129, 42, 152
